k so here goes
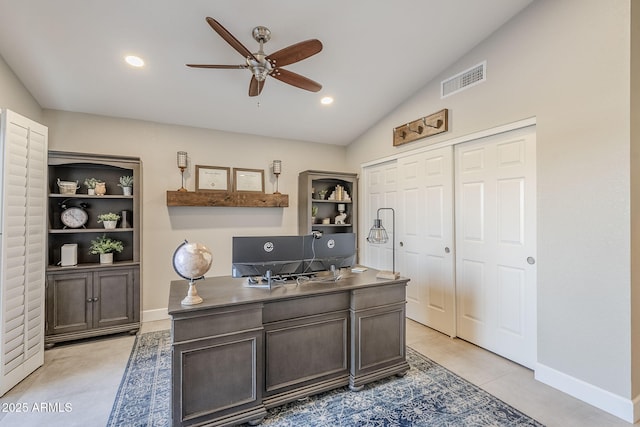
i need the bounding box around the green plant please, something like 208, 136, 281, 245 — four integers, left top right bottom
118, 175, 134, 188
89, 234, 124, 254
311, 206, 318, 217
84, 177, 102, 189
97, 212, 120, 223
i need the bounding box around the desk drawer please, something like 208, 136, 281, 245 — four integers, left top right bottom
172, 304, 263, 343
350, 283, 406, 310
263, 292, 349, 323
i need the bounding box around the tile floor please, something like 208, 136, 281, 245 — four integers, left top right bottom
0, 319, 634, 426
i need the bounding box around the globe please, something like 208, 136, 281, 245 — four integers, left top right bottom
172, 240, 213, 305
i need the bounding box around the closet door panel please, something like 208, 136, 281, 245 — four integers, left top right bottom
455, 127, 536, 369
398, 147, 455, 336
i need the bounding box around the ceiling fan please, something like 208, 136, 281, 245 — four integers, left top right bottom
187, 17, 323, 97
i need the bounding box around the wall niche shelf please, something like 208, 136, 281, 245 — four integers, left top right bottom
166, 191, 289, 207
298, 170, 358, 236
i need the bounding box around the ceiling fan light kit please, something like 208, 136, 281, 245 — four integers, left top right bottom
187, 17, 323, 97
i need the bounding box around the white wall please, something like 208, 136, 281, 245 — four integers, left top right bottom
42, 110, 350, 314
347, 0, 636, 415
630, 0, 640, 399
0, 54, 42, 121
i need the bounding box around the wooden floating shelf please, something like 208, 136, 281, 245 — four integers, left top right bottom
166, 191, 289, 207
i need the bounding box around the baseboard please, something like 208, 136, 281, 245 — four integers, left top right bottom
142, 308, 170, 323
535, 362, 638, 423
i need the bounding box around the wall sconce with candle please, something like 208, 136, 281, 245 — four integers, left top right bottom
272, 160, 282, 194
177, 151, 188, 192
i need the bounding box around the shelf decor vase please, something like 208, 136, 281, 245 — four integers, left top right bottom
95, 182, 106, 196
103, 220, 117, 229
88, 189, 95, 195
122, 186, 132, 196
99, 253, 113, 264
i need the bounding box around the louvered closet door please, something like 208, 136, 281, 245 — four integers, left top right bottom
0, 109, 48, 396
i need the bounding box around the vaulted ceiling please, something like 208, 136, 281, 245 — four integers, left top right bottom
0, 0, 533, 145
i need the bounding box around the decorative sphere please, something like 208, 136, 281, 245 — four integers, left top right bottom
172, 240, 213, 281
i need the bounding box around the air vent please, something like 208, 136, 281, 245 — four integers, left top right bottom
441, 61, 486, 98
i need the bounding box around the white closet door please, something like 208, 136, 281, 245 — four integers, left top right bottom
362, 160, 397, 273
455, 126, 536, 368
398, 147, 455, 335
0, 109, 47, 396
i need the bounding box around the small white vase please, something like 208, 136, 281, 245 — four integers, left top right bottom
99, 253, 113, 264
103, 220, 117, 229
88, 188, 95, 195
122, 186, 132, 196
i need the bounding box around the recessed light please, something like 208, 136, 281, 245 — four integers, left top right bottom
321, 96, 334, 105
125, 55, 144, 67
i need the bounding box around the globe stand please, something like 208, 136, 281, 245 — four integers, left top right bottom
181, 279, 203, 305
173, 240, 212, 306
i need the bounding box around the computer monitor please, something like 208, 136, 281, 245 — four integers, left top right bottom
303, 232, 356, 273
232, 235, 305, 279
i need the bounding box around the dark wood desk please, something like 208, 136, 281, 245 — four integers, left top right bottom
168, 269, 409, 426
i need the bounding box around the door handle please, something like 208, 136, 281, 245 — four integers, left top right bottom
527, 257, 535, 265
399, 241, 404, 247
444, 247, 450, 254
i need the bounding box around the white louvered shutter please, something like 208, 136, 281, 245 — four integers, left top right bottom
0, 109, 47, 396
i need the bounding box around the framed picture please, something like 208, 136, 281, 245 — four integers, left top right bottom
195, 165, 230, 192
233, 168, 265, 193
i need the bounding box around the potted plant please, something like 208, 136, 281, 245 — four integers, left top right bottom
118, 175, 134, 196
84, 177, 102, 195
89, 234, 123, 264
311, 205, 318, 224
97, 212, 120, 229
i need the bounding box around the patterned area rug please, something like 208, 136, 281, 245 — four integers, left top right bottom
108, 330, 544, 426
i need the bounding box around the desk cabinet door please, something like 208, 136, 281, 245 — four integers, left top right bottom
264, 312, 349, 394
350, 284, 409, 388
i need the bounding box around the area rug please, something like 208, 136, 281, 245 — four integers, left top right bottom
108, 330, 544, 426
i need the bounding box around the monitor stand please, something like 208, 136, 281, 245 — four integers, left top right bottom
246, 270, 277, 289
326, 265, 342, 281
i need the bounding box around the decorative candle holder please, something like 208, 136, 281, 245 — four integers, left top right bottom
177, 151, 188, 192
272, 160, 282, 194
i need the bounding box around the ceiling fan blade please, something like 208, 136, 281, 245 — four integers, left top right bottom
270, 68, 322, 92
206, 17, 257, 61
249, 76, 265, 97
267, 39, 323, 67
186, 64, 247, 69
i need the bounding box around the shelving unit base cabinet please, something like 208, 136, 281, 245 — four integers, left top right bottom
45, 265, 140, 346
